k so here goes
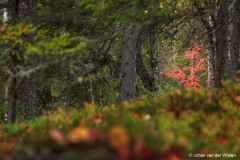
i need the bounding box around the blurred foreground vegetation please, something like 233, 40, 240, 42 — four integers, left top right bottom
1, 80, 240, 160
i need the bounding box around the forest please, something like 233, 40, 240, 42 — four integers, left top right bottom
0, 0, 240, 159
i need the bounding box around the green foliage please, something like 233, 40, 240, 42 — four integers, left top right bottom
0, 22, 35, 47
0, 22, 87, 57
1, 81, 240, 159
28, 32, 87, 56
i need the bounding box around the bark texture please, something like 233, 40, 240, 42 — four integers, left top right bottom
18, 0, 38, 22
7, 0, 38, 123
7, 77, 17, 124
108, 47, 115, 104
149, 29, 160, 92
6, 0, 18, 124
119, 23, 139, 102
18, 79, 38, 117
16, 0, 38, 118
214, 1, 229, 87
230, 0, 240, 80
207, 16, 216, 88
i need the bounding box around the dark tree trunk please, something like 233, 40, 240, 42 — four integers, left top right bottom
230, 0, 240, 80
45, 84, 52, 110
7, 49, 19, 124
214, 1, 229, 87
119, 23, 139, 102
16, 0, 38, 118
7, 77, 17, 124
39, 83, 52, 111
7, 0, 18, 24
6, 0, 38, 123
18, 79, 38, 117
149, 29, 160, 92
18, 0, 38, 21
66, 79, 71, 113
6, 0, 18, 124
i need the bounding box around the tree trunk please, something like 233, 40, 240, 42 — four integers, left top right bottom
6, 0, 38, 123
230, 0, 240, 80
194, 0, 216, 88
45, 84, 52, 110
136, 36, 153, 92
7, 77, 17, 124
39, 82, 52, 111
7, 50, 18, 124
18, 79, 38, 117
16, 0, 38, 118
2, 1, 8, 123
207, 16, 215, 88
214, 1, 229, 87
119, 23, 139, 102
108, 47, 115, 104
18, 0, 38, 22
149, 29, 160, 92
6, 0, 18, 124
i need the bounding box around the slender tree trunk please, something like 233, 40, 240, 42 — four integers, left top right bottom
45, 84, 52, 110
136, 36, 153, 92
66, 89, 71, 113
6, 0, 18, 124
214, 1, 229, 87
230, 0, 240, 80
89, 80, 95, 105
149, 29, 160, 92
207, 16, 215, 88
5, 84, 8, 122
7, 51, 18, 124
2, 0, 9, 123
119, 23, 139, 102
39, 82, 52, 111
194, 0, 216, 88
7, 77, 17, 124
108, 47, 115, 104
66, 75, 71, 113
